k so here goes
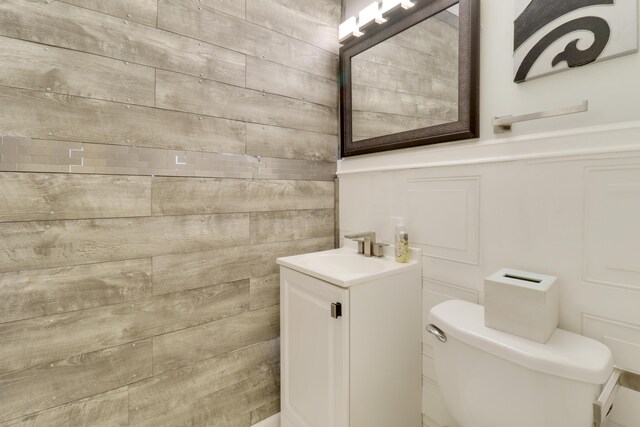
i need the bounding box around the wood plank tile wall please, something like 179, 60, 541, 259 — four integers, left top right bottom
0, 0, 340, 424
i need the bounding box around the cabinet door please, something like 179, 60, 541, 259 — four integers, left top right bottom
281, 268, 349, 427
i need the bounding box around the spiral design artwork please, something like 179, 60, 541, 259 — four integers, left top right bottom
513, 0, 637, 83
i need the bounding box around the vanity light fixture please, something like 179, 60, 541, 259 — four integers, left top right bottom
339, 0, 414, 44
339, 16, 364, 44
381, 0, 414, 16
358, 2, 386, 31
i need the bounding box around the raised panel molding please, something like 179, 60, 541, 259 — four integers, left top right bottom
583, 313, 640, 425
583, 313, 640, 372
422, 377, 455, 427
583, 166, 640, 291
407, 176, 480, 265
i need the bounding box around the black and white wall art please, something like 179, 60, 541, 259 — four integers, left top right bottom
514, 0, 638, 83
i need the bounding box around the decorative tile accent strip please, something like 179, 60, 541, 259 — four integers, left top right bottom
0, 136, 336, 181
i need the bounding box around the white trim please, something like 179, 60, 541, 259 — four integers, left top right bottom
252, 413, 280, 427
337, 120, 640, 176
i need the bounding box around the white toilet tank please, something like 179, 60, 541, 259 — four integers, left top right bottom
428, 300, 613, 427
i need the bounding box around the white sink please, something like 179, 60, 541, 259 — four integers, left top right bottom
276, 247, 420, 287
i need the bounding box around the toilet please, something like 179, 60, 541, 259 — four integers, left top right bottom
428, 300, 614, 427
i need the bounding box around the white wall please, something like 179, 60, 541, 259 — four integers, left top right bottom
339, 0, 640, 426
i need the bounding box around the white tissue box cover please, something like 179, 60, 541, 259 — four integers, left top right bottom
484, 268, 559, 344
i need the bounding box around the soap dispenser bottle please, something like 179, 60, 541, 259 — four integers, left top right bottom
394, 219, 409, 263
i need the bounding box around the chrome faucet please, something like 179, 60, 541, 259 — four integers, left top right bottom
344, 231, 388, 257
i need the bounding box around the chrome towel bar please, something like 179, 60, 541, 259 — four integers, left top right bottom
493, 100, 588, 134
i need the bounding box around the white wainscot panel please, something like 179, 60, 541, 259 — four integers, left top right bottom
583, 314, 640, 373
422, 377, 457, 427
583, 166, 640, 291
339, 172, 393, 241
609, 388, 640, 427
583, 314, 640, 426
422, 352, 437, 383
406, 176, 480, 265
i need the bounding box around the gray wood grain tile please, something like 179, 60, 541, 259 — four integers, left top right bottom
246, 123, 337, 162
156, 70, 337, 135
246, 56, 338, 107
152, 237, 334, 295
0, 340, 152, 423
153, 305, 279, 374
132, 370, 279, 426
61, 0, 157, 26
157, 0, 337, 80
246, 0, 339, 53
196, 0, 246, 19
0, 172, 151, 223
0, 0, 245, 85
0, 280, 248, 373
250, 209, 335, 244
129, 339, 278, 424
0, 86, 246, 154
0, 388, 129, 427
250, 274, 280, 311
0, 259, 152, 324
0, 213, 249, 273
151, 177, 334, 215
270, 0, 341, 26
0, 36, 155, 107
250, 397, 281, 425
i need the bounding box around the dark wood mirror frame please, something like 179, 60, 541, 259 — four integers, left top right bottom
340, 0, 480, 157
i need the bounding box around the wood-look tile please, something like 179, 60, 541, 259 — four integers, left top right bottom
61, 0, 157, 25
0, 340, 152, 423
152, 245, 251, 296
250, 397, 281, 425
246, 123, 337, 162
0, 172, 151, 223
0, 213, 249, 273
268, 0, 341, 26
151, 177, 334, 215
156, 70, 337, 135
157, 0, 336, 80
133, 370, 279, 426
152, 236, 335, 295
0, 0, 339, 421
129, 339, 279, 424
0, 36, 155, 107
250, 274, 280, 311
250, 209, 335, 244
0, 0, 245, 85
246, 0, 339, 53
0, 259, 152, 324
0, 86, 246, 154
0, 388, 128, 427
153, 305, 279, 374
196, 0, 246, 19
248, 236, 335, 277
0, 280, 248, 373
246, 56, 338, 108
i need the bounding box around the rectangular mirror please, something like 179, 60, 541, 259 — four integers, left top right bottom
340, 0, 480, 157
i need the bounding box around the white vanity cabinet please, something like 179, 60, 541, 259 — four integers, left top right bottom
278, 248, 422, 427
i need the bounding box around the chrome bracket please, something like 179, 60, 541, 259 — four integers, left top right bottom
493, 100, 588, 134
593, 367, 640, 427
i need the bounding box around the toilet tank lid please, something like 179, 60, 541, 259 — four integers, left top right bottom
429, 300, 613, 385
